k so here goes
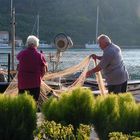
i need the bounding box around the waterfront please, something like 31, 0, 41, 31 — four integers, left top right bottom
42, 48, 140, 80
0, 47, 140, 80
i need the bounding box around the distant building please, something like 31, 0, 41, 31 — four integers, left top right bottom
0, 31, 9, 44
0, 31, 23, 48
15, 37, 23, 47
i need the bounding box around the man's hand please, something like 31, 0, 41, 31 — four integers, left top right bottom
90, 54, 97, 60
86, 71, 91, 78
90, 54, 102, 60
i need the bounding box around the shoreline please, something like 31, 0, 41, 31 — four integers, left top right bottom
0, 45, 140, 49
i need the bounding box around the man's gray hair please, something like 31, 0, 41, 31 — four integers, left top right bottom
26, 35, 39, 47
97, 34, 111, 44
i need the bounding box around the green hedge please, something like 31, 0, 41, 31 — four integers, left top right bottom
42, 87, 140, 140
42, 87, 95, 130
0, 93, 37, 140
92, 93, 140, 140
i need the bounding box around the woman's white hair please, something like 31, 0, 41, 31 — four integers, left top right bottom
97, 34, 111, 44
26, 35, 39, 47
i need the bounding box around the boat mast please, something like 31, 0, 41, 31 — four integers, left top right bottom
95, 5, 99, 43
37, 13, 39, 38
10, 0, 13, 17
11, 0, 15, 70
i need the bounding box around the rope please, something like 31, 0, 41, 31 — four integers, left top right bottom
43, 56, 90, 80
4, 73, 18, 96
94, 59, 107, 95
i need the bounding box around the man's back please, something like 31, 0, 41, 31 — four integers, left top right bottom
99, 43, 129, 85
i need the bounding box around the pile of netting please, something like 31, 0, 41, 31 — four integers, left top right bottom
3, 55, 107, 106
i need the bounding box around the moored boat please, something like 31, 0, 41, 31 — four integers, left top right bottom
0, 71, 140, 102
85, 43, 99, 49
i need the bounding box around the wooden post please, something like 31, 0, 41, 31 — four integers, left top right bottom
11, 8, 15, 70
8, 53, 11, 82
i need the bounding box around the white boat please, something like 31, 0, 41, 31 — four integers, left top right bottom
85, 43, 99, 49
39, 41, 53, 49
39, 44, 53, 49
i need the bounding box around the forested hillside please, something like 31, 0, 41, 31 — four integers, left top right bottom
0, 0, 140, 46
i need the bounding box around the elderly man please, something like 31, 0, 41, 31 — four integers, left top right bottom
17, 35, 48, 101
86, 34, 129, 94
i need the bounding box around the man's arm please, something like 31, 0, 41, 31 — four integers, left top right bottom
86, 65, 102, 78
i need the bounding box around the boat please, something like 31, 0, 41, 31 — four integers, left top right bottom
0, 6, 139, 102
0, 71, 140, 103
85, 43, 99, 49
39, 41, 53, 49
0, 51, 140, 103
32, 14, 53, 49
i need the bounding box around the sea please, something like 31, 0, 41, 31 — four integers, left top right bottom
0, 47, 140, 80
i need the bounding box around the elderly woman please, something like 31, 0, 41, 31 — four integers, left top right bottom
17, 35, 48, 101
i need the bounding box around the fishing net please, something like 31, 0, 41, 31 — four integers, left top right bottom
4, 74, 18, 96
3, 56, 107, 105
94, 59, 107, 95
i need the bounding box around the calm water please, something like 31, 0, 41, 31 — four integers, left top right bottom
0, 48, 140, 80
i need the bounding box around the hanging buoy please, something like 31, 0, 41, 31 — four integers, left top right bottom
54, 33, 73, 52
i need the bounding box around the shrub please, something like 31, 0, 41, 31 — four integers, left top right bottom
42, 87, 95, 129
133, 131, 140, 138
42, 97, 60, 122
34, 120, 91, 140
92, 93, 140, 140
109, 132, 140, 140
42, 89, 140, 140
34, 120, 75, 139
117, 93, 140, 133
0, 93, 37, 140
92, 94, 119, 140
76, 124, 91, 140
